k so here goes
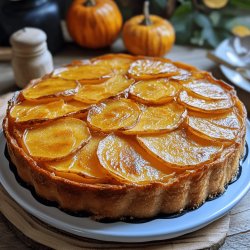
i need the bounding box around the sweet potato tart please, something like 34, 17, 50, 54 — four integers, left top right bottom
3, 54, 247, 220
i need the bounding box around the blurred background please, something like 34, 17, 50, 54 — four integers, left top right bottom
0, 0, 250, 52
0, 0, 250, 112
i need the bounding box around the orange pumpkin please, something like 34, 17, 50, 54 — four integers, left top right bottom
122, 1, 175, 57
67, 0, 123, 49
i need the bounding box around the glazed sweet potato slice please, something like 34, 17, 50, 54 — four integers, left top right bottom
97, 134, 175, 183
170, 68, 192, 81
62, 100, 90, 114
87, 98, 141, 132
22, 78, 79, 100
186, 116, 238, 143
53, 64, 113, 84
74, 75, 134, 104
128, 59, 179, 80
124, 102, 187, 135
183, 80, 229, 100
129, 79, 179, 105
46, 135, 108, 179
211, 111, 241, 129
10, 99, 89, 124
74, 84, 108, 104
92, 54, 134, 74
179, 91, 233, 113
188, 110, 241, 130
22, 118, 91, 161
10, 99, 64, 123
170, 61, 203, 81
137, 129, 222, 168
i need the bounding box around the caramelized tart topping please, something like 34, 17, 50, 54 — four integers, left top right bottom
46, 135, 107, 179
22, 78, 79, 100
179, 90, 233, 113
128, 59, 179, 79
183, 80, 229, 100
53, 64, 113, 84
87, 98, 141, 132
22, 118, 91, 161
208, 110, 241, 129
7, 53, 245, 184
124, 102, 187, 135
92, 54, 134, 74
10, 99, 89, 123
97, 134, 175, 183
187, 116, 238, 143
137, 129, 222, 168
74, 75, 134, 104
129, 79, 179, 104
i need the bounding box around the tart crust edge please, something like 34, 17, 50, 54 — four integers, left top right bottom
3, 115, 246, 219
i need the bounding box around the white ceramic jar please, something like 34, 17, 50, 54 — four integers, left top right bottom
10, 27, 53, 88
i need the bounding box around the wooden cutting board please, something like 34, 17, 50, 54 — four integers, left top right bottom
0, 185, 229, 250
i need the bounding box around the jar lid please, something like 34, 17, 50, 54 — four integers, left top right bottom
10, 27, 48, 56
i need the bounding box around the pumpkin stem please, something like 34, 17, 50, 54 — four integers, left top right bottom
84, 0, 96, 7
141, 1, 152, 26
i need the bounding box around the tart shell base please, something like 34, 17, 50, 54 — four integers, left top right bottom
3, 117, 246, 219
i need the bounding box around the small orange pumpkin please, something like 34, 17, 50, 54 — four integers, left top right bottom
67, 0, 123, 49
122, 1, 175, 57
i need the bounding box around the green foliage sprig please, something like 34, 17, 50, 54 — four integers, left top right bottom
170, 0, 250, 48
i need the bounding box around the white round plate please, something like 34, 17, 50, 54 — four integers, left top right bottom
0, 124, 250, 243
215, 38, 250, 93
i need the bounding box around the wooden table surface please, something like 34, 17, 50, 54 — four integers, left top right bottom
0, 40, 249, 249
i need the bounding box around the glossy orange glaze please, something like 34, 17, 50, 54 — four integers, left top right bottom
129, 79, 179, 104
6, 54, 246, 186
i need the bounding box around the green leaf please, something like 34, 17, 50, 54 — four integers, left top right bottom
202, 27, 220, 48
170, 2, 194, 44
170, 0, 247, 48
190, 30, 204, 46
230, 0, 250, 9
171, 1, 192, 16
193, 12, 211, 29
173, 17, 194, 43
209, 11, 221, 27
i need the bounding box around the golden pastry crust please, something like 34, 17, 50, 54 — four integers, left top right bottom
3, 54, 247, 219
3, 117, 245, 218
